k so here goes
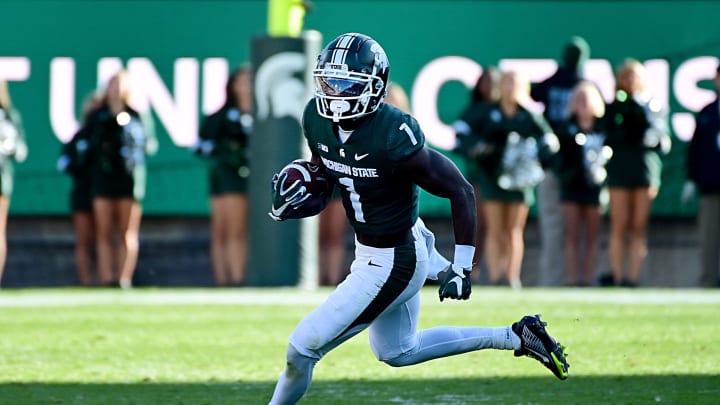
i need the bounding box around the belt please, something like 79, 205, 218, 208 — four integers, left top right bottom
356, 228, 414, 248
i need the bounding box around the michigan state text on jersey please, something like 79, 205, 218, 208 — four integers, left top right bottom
302, 100, 422, 238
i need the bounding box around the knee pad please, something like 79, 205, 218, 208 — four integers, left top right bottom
380, 353, 410, 368
285, 344, 317, 376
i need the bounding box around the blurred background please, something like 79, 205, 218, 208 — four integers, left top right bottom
0, 0, 718, 288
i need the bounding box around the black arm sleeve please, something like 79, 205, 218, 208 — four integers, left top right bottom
400, 147, 476, 247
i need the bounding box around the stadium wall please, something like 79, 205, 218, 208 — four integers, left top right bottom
1, 0, 718, 217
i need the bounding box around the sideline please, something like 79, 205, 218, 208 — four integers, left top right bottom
0, 287, 718, 307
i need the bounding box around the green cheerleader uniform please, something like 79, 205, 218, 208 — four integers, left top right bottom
60, 126, 93, 212
555, 117, 604, 205
85, 105, 149, 201
604, 93, 670, 189
458, 102, 553, 204
198, 106, 252, 196
453, 100, 492, 185
0, 106, 27, 197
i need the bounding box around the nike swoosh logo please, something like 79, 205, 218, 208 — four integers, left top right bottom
271, 200, 292, 217
355, 153, 369, 161
368, 260, 382, 267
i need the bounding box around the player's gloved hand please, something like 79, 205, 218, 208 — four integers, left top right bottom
438, 264, 472, 302
268, 172, 311, 221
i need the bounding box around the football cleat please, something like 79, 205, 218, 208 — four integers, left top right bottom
512, 314, 570, 380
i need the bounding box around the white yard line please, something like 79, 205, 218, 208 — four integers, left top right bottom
0, 288, 718, 307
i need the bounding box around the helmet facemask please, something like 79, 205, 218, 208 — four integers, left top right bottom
313, 64, 385, 122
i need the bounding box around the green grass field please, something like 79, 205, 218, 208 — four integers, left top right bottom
1, 287, 718, 404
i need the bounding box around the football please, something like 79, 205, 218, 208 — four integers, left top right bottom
275, 159, 332, 219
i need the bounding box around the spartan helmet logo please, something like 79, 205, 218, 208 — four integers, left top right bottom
255, 52, 308, 122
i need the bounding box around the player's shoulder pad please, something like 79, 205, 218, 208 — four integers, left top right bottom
301, 99, 322, 136
378, 103, 425, 163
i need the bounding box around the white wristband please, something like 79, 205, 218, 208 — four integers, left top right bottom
453, 245, 475, 269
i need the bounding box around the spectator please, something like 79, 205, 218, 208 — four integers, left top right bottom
385, 82, 410, 113
602, 59, 671, 287
195, 67, 252, 287
683, 61, 720, 287
458, 70, 554, 288
531, 36, 591, 287
453, 67, 500, 279
0, 80, 28, 287
85, 71, 155, 288
58, 93, 103, 286
556, 82, 607, 286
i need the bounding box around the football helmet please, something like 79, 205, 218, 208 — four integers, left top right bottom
313, 33, 390, 122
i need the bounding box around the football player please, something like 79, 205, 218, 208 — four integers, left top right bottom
268, 33, 569, 404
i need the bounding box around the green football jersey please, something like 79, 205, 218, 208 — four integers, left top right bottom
302, 100, 424, 235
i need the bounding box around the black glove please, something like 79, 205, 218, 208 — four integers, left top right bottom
438, 264, 472, 302
268, 172, 311, 221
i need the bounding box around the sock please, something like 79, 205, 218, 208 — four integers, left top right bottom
494, 326, 521, 350
269, 345, 317, 405
381, 326, 519, 367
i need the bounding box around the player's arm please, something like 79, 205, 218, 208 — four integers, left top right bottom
400, 147, 475, 246
398, 147, 476, 301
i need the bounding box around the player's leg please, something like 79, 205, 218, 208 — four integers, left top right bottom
269, 343, 318, 405
369, 288, 519, 367
367, 274, 569, 380
271, 242, 416, 404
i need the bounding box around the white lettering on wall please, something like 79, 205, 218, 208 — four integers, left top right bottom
413, 56, 717, 149
202, 58, 229, 115
672, 56, 719, 141
411, 56, 481, 150
584, 59, 615, 101
128, 57, 199, 147
49, 57, 78, 143
38, 55, 720, 149
0, 57, 31, 81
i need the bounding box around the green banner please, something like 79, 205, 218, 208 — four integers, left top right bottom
1, 0, 718, 217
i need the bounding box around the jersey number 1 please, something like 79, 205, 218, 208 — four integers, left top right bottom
338, 177, 365, 223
